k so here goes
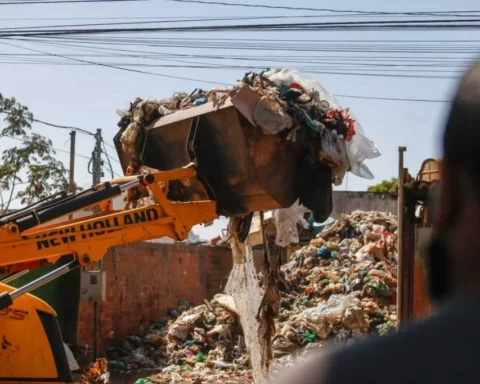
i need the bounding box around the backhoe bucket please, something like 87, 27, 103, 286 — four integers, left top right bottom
114, 86, 332, 218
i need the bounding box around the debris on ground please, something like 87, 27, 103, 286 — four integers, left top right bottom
81, 358, 110, 384
106, 297, 253, 383
103, 210, 397, 382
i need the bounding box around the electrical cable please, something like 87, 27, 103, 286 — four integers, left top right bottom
0, 40, 231, 85
0, 108, 96, 135
0, 0, 142, 5
0, 38, 469, 79
164, 1, 480, 18
2, 18, 480, 38
0, 42, 449, 100
1, 14, 413, 32
2, 134, 91, 159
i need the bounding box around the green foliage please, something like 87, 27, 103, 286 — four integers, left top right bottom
0, 93, 78, 210
367, 178, 398, 194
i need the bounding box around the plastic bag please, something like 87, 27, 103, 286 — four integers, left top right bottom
289, 293, 359, 340
332, 137, 350, 184
294, 293, 358, 325
345, 117, 379, 180
318, 131, 350, 185
264, 69, 380, 179
319, 130, 344, 169
63, 343, 79, 371
253, 94, 293, 134
273, 200, 310, 247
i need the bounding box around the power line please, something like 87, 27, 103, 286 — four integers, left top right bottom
12, 36, 480, 61
2, 134, 91, 159
31, 116, 95, 135
2, 18, 480, 38
0, 37, 473, 79
2, 14, 476, 22
0, 40, 456, 99
0, 108, 96, 135
336, 94, 450, 103
0, 0, 142, 5
101, 139, 119, 153
17, 35, 480, 56
0, 60, 466, 78
0, 15, 334, 31
19, 35, 480, 54
101, 139, 121, 165
0, 40, 230, 85
164, 1, 480, 17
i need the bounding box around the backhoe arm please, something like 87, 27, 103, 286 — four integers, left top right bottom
0, 165, 218, 289
0, 165, 219, 312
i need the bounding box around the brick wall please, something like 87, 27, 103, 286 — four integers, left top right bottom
77, 242, 234, 350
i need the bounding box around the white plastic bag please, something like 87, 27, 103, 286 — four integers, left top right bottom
273, 201, 310, 247
299, 293, 358, 324
63, 343, 79, 371
290, 293, 359, 338
253, 95, 293, 134
264, 69, 380, 179
345, 117, 380, 179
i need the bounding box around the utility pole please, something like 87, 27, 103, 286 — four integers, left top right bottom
92, 128, 104, 359
69, 131, 76, 194
92, 128, 103, 186
68, 131, 76, 221
397, 146, 407, 328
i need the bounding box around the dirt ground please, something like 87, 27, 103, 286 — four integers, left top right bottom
73, 371, 251, 384
72, 371, 148, 384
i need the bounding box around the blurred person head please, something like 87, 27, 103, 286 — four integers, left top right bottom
431, 60, 480, 301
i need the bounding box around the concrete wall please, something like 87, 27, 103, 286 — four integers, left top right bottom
331, 191, 397, 219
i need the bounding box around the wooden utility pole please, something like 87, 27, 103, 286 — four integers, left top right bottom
92, 128, 103, 359
397, 146, 407, 328
68, 131, 76, 221
69, 131, 76, 194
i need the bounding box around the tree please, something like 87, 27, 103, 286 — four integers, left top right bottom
367, 178, 398, 194
0, 93, 73, 211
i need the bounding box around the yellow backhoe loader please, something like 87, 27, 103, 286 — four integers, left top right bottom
0, 91, 336, 383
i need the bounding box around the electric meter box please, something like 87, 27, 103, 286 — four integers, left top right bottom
80, 270, 106, 302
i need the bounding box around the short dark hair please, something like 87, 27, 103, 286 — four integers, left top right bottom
443, 61, 480, 174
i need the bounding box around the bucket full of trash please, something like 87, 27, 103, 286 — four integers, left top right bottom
113, 68, 380, 220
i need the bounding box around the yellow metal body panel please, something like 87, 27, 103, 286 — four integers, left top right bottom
0, 283, 61, 381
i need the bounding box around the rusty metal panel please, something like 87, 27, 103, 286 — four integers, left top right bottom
399, 201, 415, 325
413, 226, 432, 319
120, 85, 304, 216
417, 159, 440, 182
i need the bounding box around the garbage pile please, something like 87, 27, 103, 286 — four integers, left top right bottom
104, 210, 397, 382
81, 357, 110, 384
116, 68, 379, 184
272, 210, 398, 368
106, 298, 253, 383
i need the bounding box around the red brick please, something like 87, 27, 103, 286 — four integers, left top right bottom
77, 242, 233, 351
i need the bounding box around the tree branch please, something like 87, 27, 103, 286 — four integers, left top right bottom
4, 177, 16, 213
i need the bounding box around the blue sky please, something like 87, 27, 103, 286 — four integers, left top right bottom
0, 0, 478, 238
